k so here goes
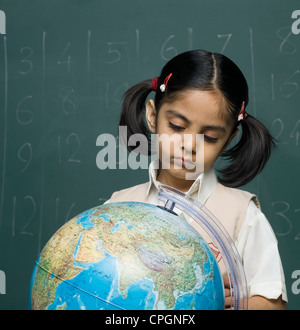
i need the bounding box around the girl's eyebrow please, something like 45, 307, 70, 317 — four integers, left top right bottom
166, 110, 227, 133
166, 110, 191, 125
202, 125, 227, 133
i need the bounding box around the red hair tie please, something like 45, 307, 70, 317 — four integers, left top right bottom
152, 77, 158, 92
237, 101, 248, 122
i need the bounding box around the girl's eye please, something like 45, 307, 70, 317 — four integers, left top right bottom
169, 122, 185, 132
204, 135, 218, 143
169, 122, 218, 142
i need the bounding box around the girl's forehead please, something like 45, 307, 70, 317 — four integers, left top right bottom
160, 90, 226, 119
158, 89, 234, 131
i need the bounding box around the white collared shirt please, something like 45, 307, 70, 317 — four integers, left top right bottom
146, 160, 218, 205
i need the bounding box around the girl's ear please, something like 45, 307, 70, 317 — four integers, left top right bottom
145, 99, 157, 133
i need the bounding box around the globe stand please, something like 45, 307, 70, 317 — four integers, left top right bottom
158, 184, 248, 310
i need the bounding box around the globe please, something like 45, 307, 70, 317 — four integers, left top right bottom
29, 202, 225, 310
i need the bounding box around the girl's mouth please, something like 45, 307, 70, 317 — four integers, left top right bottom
173, 157, 195, 169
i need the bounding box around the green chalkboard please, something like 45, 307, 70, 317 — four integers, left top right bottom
0, 0, 299, 310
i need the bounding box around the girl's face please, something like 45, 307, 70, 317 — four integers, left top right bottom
146, 90, 238, 191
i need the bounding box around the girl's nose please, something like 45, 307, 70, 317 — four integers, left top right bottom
182, 133, 198, 155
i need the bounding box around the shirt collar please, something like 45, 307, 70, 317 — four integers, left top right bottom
146, 160, 218, 205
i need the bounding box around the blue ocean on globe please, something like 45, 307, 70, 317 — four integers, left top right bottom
29, 202, 225, 310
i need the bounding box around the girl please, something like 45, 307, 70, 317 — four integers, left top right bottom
106, 50, 287, 309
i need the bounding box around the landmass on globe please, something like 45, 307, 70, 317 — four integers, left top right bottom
30, 202, 224, 310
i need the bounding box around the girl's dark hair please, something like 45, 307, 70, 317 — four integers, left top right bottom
120, 49, 275, 188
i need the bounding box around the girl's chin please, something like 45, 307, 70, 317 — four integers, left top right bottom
159, 167, 197, 181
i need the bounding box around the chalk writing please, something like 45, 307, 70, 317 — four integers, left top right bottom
277, 26, 297, 54
59, 86, 76, 115
217, 33, 232, 54
271, 201, 300, 240
58, 133, 81, 163
18, 47, 34, 75
272, 118, 300, 146
57, 42, 74, 73
16, 95, 34, 125
280, 70, 300, 98
17, 143, 33, 173
161, 35, 177, 61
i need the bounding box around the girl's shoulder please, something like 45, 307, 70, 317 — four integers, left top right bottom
205, 183, 261, 241
213, 183, 260, 209
106, 182, 149, 204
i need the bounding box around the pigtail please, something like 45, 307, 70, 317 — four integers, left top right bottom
119, 79, 153, 155
218, 115, 276, 188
